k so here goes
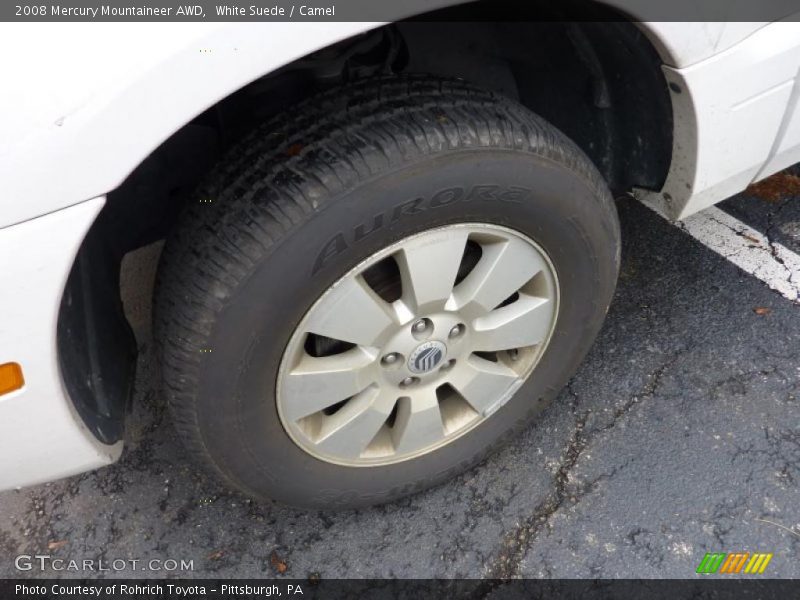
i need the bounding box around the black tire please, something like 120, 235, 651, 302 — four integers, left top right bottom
154, 76, 620, 509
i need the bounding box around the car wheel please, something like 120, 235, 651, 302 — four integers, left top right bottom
154, 76, 620, 508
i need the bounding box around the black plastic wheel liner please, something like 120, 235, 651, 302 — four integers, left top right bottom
57, 222, 136, 445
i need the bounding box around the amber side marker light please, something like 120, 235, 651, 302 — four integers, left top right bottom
0, 362, 24, 396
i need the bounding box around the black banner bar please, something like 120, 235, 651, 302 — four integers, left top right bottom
4, 0, 800, 22
3, 579, 800, 600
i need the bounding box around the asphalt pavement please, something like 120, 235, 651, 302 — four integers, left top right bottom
1, 194, 798, 579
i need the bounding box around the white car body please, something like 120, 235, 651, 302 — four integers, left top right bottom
2, 16, 800, 490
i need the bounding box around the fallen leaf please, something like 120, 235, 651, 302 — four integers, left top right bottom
270, 550, 288, 574
47, 540, 68, 550
207, 550, 224, 560
746, 172, 800, 203
753, 307, 772, 315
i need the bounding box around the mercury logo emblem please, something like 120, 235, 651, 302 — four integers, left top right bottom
408, 341, 447, 374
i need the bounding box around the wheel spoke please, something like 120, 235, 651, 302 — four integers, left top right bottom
304, 276, 395, 347
281, 348, 377, 421
448, 355, 520, 415
472, 295, 554, 351
448, 237, 547, 319
392, 389, 445, 454
396, 229, 469, 313
315, 386, 395, 459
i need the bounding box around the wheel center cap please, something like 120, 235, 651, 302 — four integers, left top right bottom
407, 340, 447, 374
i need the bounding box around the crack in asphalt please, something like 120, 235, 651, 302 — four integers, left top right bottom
478, 349, 685, 585
724, 208, 800, 298
644, 196, 800, 303
762, 196, 796, 284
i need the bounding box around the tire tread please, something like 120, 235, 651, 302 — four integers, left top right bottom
154, 74, 618, 503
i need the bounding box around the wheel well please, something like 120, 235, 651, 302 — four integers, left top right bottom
58, 13, 672, 442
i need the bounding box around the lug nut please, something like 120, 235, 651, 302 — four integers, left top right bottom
413, 319, 428, 333
399, 376, 419, 388
449, 324, 464, 339
381, 353, 400, 366
440, 359, 456, 372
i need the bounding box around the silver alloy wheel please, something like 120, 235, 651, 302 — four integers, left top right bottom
276, 223, 560, 466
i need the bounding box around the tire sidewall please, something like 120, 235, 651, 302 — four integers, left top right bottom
194, 149, 618, 507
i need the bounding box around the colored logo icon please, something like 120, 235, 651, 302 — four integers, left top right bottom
696, 552, 773, 574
